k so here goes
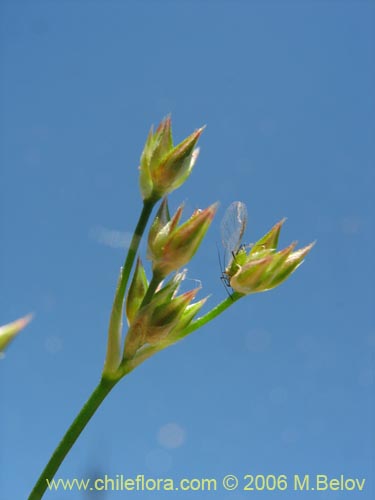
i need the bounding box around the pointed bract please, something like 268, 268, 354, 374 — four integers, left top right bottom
267, 242, 315, 290
103, 268, 125, 376
250, 218, 286, 255
0, 314, 32, 353
126, 258, 149, 325
169, 296, 208, 341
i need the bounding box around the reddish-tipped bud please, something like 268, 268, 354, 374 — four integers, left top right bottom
266, 242, 315, 290
139, 116, 203, 202
226, 219, 314, 295
123, 273, 201, 359
168, 296, 208, 342
147, 288, 199, 344
148, 200, 218, 278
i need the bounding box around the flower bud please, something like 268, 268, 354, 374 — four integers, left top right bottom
147, 289, 199, 344
168, 296, 208, 342
139, 116, 203, 202
226, 220, 314, 295
123, 271, 201, 359
148, 199, 218, 278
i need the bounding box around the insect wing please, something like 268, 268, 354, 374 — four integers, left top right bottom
220, 201, 248, 255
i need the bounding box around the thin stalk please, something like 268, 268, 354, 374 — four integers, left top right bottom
28, 377, 119, 500
115, 200, 155, 305
176, 292, 242, 339
104, 199, 155, 374
140, 271, 163, 308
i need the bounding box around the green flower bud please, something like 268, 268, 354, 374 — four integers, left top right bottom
226, 220, 314, 295
147, 198, 182, 258
139, 116, 203, 202
147, 289, 199, 344
123, 271, 201, 359
148, 200, 218, 278
168, 296, 208, 342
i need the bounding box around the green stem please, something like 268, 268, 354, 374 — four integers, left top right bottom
177, 292, 242, 339
28, 377, 119, 500
104, 200, 155, 374
141, 271, 163, 308
116, 200, 155, 305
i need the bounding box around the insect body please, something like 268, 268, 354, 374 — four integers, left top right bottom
220, 201, 248, 289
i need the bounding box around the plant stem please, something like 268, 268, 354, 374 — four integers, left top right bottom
140, 271, 163, 308
177, 292, 242, 339
116, 200, 155, 304
104, 199, 155, 374
28, 377, 119, 500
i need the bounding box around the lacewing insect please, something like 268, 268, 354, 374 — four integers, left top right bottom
221, 201, 248, 256
220, 201, 248, 290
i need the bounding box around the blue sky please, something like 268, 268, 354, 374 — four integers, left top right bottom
1, 1, 374, 498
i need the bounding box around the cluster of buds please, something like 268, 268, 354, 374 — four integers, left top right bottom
139, 116, 203, 202
103, 116, 314, 377
148, 198, 218, 278
225, 219, 314, 295
124, 268, 207, 359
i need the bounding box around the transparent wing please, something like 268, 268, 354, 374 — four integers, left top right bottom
221, 201, 248, 254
